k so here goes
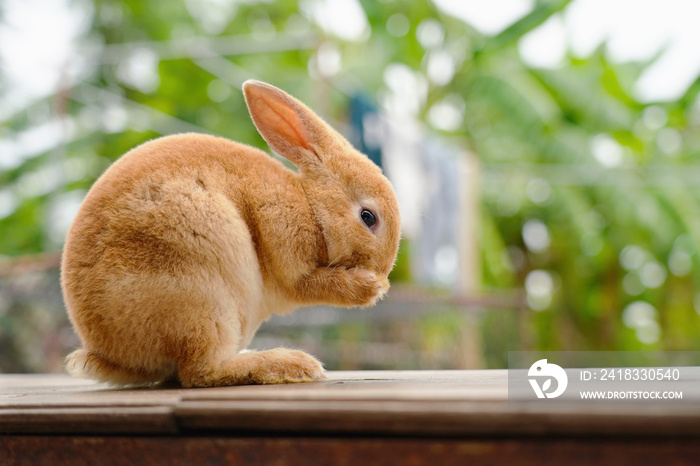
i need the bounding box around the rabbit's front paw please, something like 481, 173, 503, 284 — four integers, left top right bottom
345, 267, 389, 307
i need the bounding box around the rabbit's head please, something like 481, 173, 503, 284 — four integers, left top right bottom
243, 80, 401, 287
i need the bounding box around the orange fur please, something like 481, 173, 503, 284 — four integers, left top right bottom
61, 80, 401, 387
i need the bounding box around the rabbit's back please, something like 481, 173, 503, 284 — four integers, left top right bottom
63, 133, 279, 278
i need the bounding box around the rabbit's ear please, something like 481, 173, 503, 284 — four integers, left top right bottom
243, 80, 333, 169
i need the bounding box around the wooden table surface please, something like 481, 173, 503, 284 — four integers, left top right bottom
2, 370, 700, 465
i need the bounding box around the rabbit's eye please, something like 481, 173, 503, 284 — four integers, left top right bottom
360, 209, 377, 228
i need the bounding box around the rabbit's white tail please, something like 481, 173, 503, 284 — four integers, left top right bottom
65, 349, 157, 386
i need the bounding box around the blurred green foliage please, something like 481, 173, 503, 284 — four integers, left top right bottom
2, 0, 700, 372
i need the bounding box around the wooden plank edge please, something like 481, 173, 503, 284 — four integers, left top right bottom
3, 436, 700, 465
174, 400, 700, 438
0, 407, 178, 435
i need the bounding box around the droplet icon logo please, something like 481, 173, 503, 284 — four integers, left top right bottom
528, 359, 568, 399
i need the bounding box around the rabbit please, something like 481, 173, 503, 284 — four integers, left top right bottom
61, 80, 401, 388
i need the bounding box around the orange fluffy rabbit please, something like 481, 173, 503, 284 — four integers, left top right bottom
61, 80, 401, 387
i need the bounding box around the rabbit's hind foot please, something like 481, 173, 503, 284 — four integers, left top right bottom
178, 347, 327, 388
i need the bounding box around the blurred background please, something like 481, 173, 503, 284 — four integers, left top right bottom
2, 0, 700, 373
